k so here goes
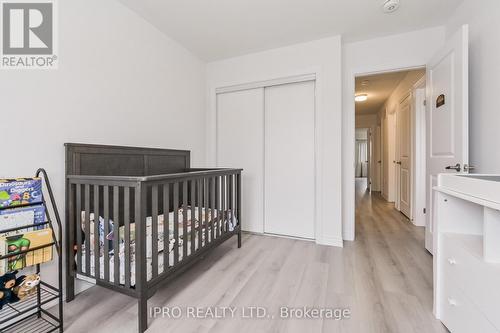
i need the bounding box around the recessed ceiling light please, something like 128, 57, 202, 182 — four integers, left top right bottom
355, 94, 368, 102
382, 0, 400, 13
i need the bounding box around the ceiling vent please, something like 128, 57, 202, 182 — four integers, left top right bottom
382, 0, 400, 13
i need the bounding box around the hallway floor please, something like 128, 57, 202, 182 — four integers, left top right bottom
60, 178, 446, 333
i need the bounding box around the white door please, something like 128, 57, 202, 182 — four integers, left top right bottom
367, 129, 371, 190
398, 95, 412, 218
264, 81, 316, 239
373, 125, 382, 192
425, 25, 469, 253
217, 88, 264, 233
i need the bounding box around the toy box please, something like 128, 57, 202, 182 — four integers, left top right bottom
0, 205, 46, 237
0, 178, 43, 209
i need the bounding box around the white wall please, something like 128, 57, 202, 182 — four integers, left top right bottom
342, 27, 446, 241
355, 114, 378, 129
380, 70, 425, 116
0, 0, 206, 291
446, 0, 500, 173
207, 36, 343, 247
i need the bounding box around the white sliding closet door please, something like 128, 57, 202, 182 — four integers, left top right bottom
264, 81, 316, 239
216, 88, 264, 233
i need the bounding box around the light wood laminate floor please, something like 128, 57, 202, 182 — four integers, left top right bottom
61, 178, 447, 332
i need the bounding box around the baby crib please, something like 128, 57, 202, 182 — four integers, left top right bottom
64, 143, 242, 332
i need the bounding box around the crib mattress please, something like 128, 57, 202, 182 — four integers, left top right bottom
79, 206, 237, 286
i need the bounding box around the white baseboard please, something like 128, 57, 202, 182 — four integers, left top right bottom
342, 233, 355, 242
412, 219, 426, 227
316, 235, 344, 247
243, 231, 343, 247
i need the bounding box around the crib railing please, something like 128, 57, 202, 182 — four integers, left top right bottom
67, 168, 242, 294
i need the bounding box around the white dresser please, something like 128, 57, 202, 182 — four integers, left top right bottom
434, 174, 500, 333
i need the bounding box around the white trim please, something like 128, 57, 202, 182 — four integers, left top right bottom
263, 232, 315, 242
76, 274, 96, 285
316, 235, 344, 247
215, 73, 317, 94
209, 69, 329, 246
243, 230, 344, 247
413, 75, 426, 90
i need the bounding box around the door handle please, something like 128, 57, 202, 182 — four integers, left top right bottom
396, 161, 402, 165
445, 163, 461, 172
463, 164, 475, 172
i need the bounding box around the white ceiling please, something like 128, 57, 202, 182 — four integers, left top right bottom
119, 0, 463, 61
355, 69, 424, 115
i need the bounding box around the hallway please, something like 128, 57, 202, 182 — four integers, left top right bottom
353, 178, 446, 332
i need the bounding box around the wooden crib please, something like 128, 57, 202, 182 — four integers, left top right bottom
64, 143, 242, 332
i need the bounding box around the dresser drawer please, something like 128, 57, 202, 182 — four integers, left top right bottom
440, 279, 498, 333
441, 234, 500, 330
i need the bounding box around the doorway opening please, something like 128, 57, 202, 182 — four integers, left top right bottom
354, 68, 427, 232
355, 128, 370, 184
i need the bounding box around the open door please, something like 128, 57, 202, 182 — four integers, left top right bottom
425, 25, 469, 253
397, 94, 412, 219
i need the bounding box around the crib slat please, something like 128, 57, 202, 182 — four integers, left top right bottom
134, 183, 147, 303
210, 177, 215, 242
84, 184, 91, 276
182, 181, 188, 258
94, 185, 100, 279
215, 176, 220, 238
236, 173, 241, 228
190, 180, 196, 255
113, 186, 120, 286
103, 185, 110, 282
163, 184, 170, 271
124, 187, 131, 288
226, 175, 230, 233
221, 175, 226, 234
76, 184, 82, 274
197, 179, 203, 249
151, 185, 159, 278
173, 182, 179, 265
229, 174, 234, 232
204, 178, 209, 244
68, 184, 76, 277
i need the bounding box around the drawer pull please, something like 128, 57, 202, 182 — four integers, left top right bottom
447, 258, 457, 265
447, 298, 458, 306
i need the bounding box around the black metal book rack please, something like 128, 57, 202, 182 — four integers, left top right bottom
0, 169, 63, 332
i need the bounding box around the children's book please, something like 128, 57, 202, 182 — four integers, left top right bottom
0, 178, 43, 209
0, 204, 46, 237
0, 228, 53, 275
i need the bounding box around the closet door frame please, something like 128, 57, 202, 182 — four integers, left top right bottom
210, 72, 325, 243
